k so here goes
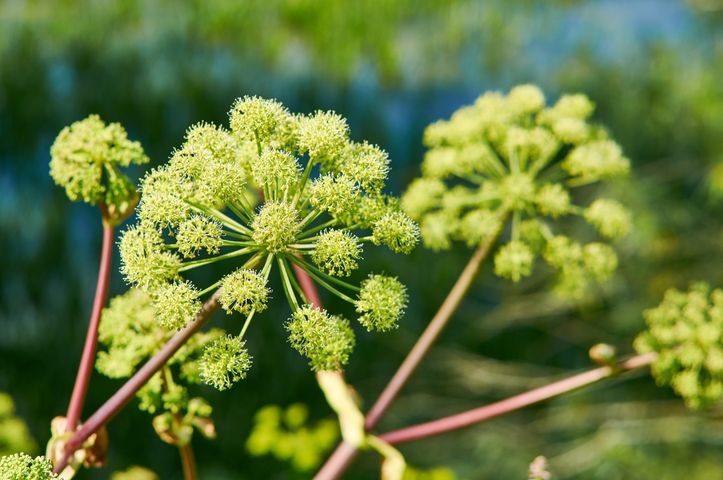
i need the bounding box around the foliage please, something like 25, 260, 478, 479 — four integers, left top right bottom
245, 404, 338, 472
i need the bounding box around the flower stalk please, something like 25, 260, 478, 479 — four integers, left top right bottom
378, 352, 656, 444
65, 209, 114, 433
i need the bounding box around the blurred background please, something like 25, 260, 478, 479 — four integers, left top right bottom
1, 0, 722, 478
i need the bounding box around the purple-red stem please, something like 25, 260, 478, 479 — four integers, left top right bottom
53, 291, 221, 474
378, 352, 657, 445
65, 213, 114, 433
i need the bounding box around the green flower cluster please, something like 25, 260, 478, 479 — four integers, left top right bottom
119, 97, 416, 386
634, 283, 723, 409
50, 114, 149, 223
96, 289, 221, 443
401, 85, 631, 297
246, 404, 338, 472
0, 453, 57, 480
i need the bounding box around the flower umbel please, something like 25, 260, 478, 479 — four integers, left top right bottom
402, 84, 632, 297
634, 283, 723, 409
120, 97, 416, 379
50, 114, 149, 223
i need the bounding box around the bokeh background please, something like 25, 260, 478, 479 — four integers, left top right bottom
1, 0, 722, 478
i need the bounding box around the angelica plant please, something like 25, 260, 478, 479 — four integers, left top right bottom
51, 97, 416, 477
120, 96, 417, 384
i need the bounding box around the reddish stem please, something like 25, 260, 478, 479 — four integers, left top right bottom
179, 443, 197, 480
53, 292, 221, 474
378, 352, 657, 445
65, 215, 114, 433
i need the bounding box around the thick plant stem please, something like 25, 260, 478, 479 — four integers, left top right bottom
179, 443, 197, 480
378, 352, 657, 444
316, 218, 507, 480
53, 291, 222, 474
365, 217, 506, 430
65, 216, 114, 433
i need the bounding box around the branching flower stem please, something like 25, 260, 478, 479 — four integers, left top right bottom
65, 207, 114, 433
378, 352, 657, 444
53, 291, 222, 474
316, 211, 508, 479
364, 212, 508, 430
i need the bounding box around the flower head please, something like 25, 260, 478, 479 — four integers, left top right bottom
286, 306, 355, 371
121, 97, 415, 376
50, 114, 148, 223
0, 453, 57, 480
219, 269, 270, 315
355, 275, 408, 332
199, 335, 252, 391
634, 283, 723, 409
402, 84, 631, 297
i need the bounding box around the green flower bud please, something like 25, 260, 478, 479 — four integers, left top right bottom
419, 211, 457, 251
138, 167, 190, 228
551, 117, 589, 144
371, 211, 420, 254
500, 173, 535, 210
582, 243, 618, 280
549, 94, 595, 119
355, 275, 408, 332
151, 281, 201, 331
535, 183, 570, 217
252, 148, 300, 192
312, 230, 362, 277
508, 84, 545, 114
339, 141, 390, 193
286, 306, 355, 371
297, 110, 349, 167
562, 140, 630, 182
458, 209, 498, 247
176, 215, 223, 259
400, 178, 447, 220
635, 283, 723, 409
0, 453, 57, 480
229, 96, 293, 147
199, 334, 252, 391
584, 198, 632, 239
119, 225, 181, 288
494, 241, 534, 282
49, 114, 148, 211
219, 269, 270, 315
422, 147, 458, 179
543, 235, 583, 268
251, 201, 301, 253
309, 175, 360, 220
